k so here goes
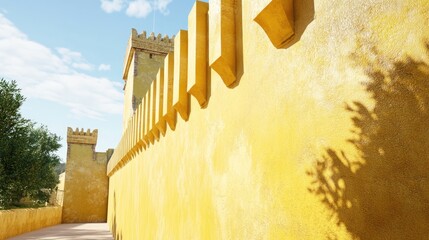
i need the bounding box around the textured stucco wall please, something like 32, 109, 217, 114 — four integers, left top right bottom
108, 0, 429, 239
49, 172, 65, 206
123, 51, 167, 130
123, 56, 135, 130
134, 50, 166, 101
62, 143, 109, 223
57, 172, 65, 205
0, 207, 62, 240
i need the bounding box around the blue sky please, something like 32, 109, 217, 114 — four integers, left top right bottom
0, 0, 196, 161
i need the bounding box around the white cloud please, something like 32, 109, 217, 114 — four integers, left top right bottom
100, 0, 173, 18
57, 47, 82, 63
98, 64, 111, 71
0, 14, 123, 119
57, 47, 94, 71
154, 0, 172, 15
72, 63, 94, 71
0, 14, 26, 39
126, 0, 152, 18
100, 0, 125, 13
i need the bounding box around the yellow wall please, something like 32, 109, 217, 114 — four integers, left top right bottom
56, 172, 65, 206
122, 30, 173, 130
0, 207, 62, 240
63, 129, 109, 223
108, 0, 429, 239
123, 51, 169, 130
123, 55, 135, 130
134, 51, 167, 101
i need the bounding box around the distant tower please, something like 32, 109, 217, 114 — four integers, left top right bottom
62, 127, 112, 223
122, 28, 174, 130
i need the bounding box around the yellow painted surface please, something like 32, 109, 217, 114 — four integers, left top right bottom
209, 0, 236, 86
173, 30, 189, 121
187, 1, 209, 107
122, 54, 135, 130
51, 172, 65, 206
122, 30, 174, 130
63, 129, 109, 223
253, 0, 294, 48
0, 207, 62, 240
108, 0, 429, 239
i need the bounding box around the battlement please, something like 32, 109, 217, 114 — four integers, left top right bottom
123, 29, 175, 80
67, 127, 98, 145
134, 29, 175, 45
108, 0, 294, 175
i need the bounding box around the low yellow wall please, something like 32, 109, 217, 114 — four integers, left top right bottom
0, 206, 62, 240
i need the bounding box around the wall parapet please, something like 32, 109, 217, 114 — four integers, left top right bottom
253, 0, 294, 48
107, 0, 295, 176
0, 207, 62, 239
106, 0, 224, 176
123, 29, 175, 80
67, 127, 98, 145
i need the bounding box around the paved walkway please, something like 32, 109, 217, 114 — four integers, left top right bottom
9, 223, 114, 240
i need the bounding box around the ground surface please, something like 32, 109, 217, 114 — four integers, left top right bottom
9, 223, 113, 240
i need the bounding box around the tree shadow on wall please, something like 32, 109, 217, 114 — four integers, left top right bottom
112, 192, 122, 240
307, 44, 429, 239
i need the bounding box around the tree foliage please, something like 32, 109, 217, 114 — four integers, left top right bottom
0, 78, 61, 209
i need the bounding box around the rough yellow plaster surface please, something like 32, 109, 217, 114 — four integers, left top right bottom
122, 30, 174, 130
187, 1, 209, 107
122, 56, 135, 130
108, 0, 429, 239
62, 128, 109, 223
209, 0, 237, 86
0, 207, 62, 240
173, 30, 189, 121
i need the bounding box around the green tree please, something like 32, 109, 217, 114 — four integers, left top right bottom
0, 78, 61, 208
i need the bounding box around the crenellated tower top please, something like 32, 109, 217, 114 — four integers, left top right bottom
67, 127, 98, 145
132, 29, 175, 52
123, 28, 175, 80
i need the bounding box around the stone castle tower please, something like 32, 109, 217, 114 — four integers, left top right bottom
122, 29, 174, 130
62, 128, 112, 223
